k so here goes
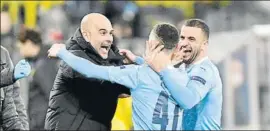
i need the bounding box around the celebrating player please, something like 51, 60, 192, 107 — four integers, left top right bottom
144, 19, 223, 130
117, 19, 223, 130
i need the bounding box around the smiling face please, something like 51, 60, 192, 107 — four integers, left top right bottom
179, 25, 207, 64
82, 14, 114, 59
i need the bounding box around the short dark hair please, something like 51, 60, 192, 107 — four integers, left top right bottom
152, 23, 179, 50
183, 19, 210, 39
18, 27, 42, 46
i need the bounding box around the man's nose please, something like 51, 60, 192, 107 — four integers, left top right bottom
180, 40, 189, 48
106, 35, 113, 44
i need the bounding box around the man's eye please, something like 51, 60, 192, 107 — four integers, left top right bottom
189, 38, 195, 41
100, 31, 106, 35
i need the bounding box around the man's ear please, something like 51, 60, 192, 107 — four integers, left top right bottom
200, 40, 208, 52
203, 40, 208, 45
82, 31, 90, 42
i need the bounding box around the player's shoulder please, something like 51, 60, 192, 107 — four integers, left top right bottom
137, 64, 161, 84
136, 64, 157, 77
192, 59, 216, 78
201, 58, 217, 70
141, 64, 155, 72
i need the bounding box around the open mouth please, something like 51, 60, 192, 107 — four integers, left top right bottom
101, 45, 110, 51
183, 49, 192, 53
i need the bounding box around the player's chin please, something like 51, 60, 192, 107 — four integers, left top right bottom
100, 53, 109, 59
182, 57, 190, 63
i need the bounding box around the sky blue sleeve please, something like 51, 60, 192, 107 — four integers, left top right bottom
108, 64, 139, 89
57, 48, 138, 89
134, 56, 145, 65
159, 66, 212, 109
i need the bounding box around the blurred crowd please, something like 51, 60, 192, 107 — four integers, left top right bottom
2, 1, 270, 60
1, 1, 270, 130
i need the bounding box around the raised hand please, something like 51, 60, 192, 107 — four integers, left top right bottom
119, 49, 137, 64
48, 43, 66, 58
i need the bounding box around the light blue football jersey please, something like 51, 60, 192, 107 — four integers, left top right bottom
183, 58, 222, 130
57, 49, 183, 130
159, 57, 223, 130
109, 64, 183, 130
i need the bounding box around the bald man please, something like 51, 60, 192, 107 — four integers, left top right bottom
45, 13, 130, 130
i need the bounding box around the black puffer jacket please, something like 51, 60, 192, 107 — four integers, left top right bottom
45, 28, 130, 130
0, 46, 29, 130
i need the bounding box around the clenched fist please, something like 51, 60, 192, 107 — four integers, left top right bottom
48, 44, 66, 58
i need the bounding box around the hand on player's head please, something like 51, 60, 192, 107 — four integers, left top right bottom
144, 40, 164, 61
144, 40, 162, 58
144, 40, 169, 72
119, 49, 136, 64
48, 43, 66, 58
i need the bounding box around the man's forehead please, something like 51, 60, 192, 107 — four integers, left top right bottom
181, 26, 202, 36
93, 21, 113, 31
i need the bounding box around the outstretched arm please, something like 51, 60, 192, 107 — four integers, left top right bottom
49, 46, 139, 89
57, 48, 110, 81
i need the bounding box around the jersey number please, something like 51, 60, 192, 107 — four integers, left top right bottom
152, 91, 180, 130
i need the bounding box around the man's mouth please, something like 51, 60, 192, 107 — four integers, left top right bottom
183, 48, 192, 53
100, 45, 111, 56
101, 45, 110, 51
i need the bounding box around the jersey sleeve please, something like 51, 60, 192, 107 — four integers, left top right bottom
187, 66, 212, 100
57, 48, 139, 89
134, 56, 145, 65
108, 65, 139, 89
159, 65, 212, 109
